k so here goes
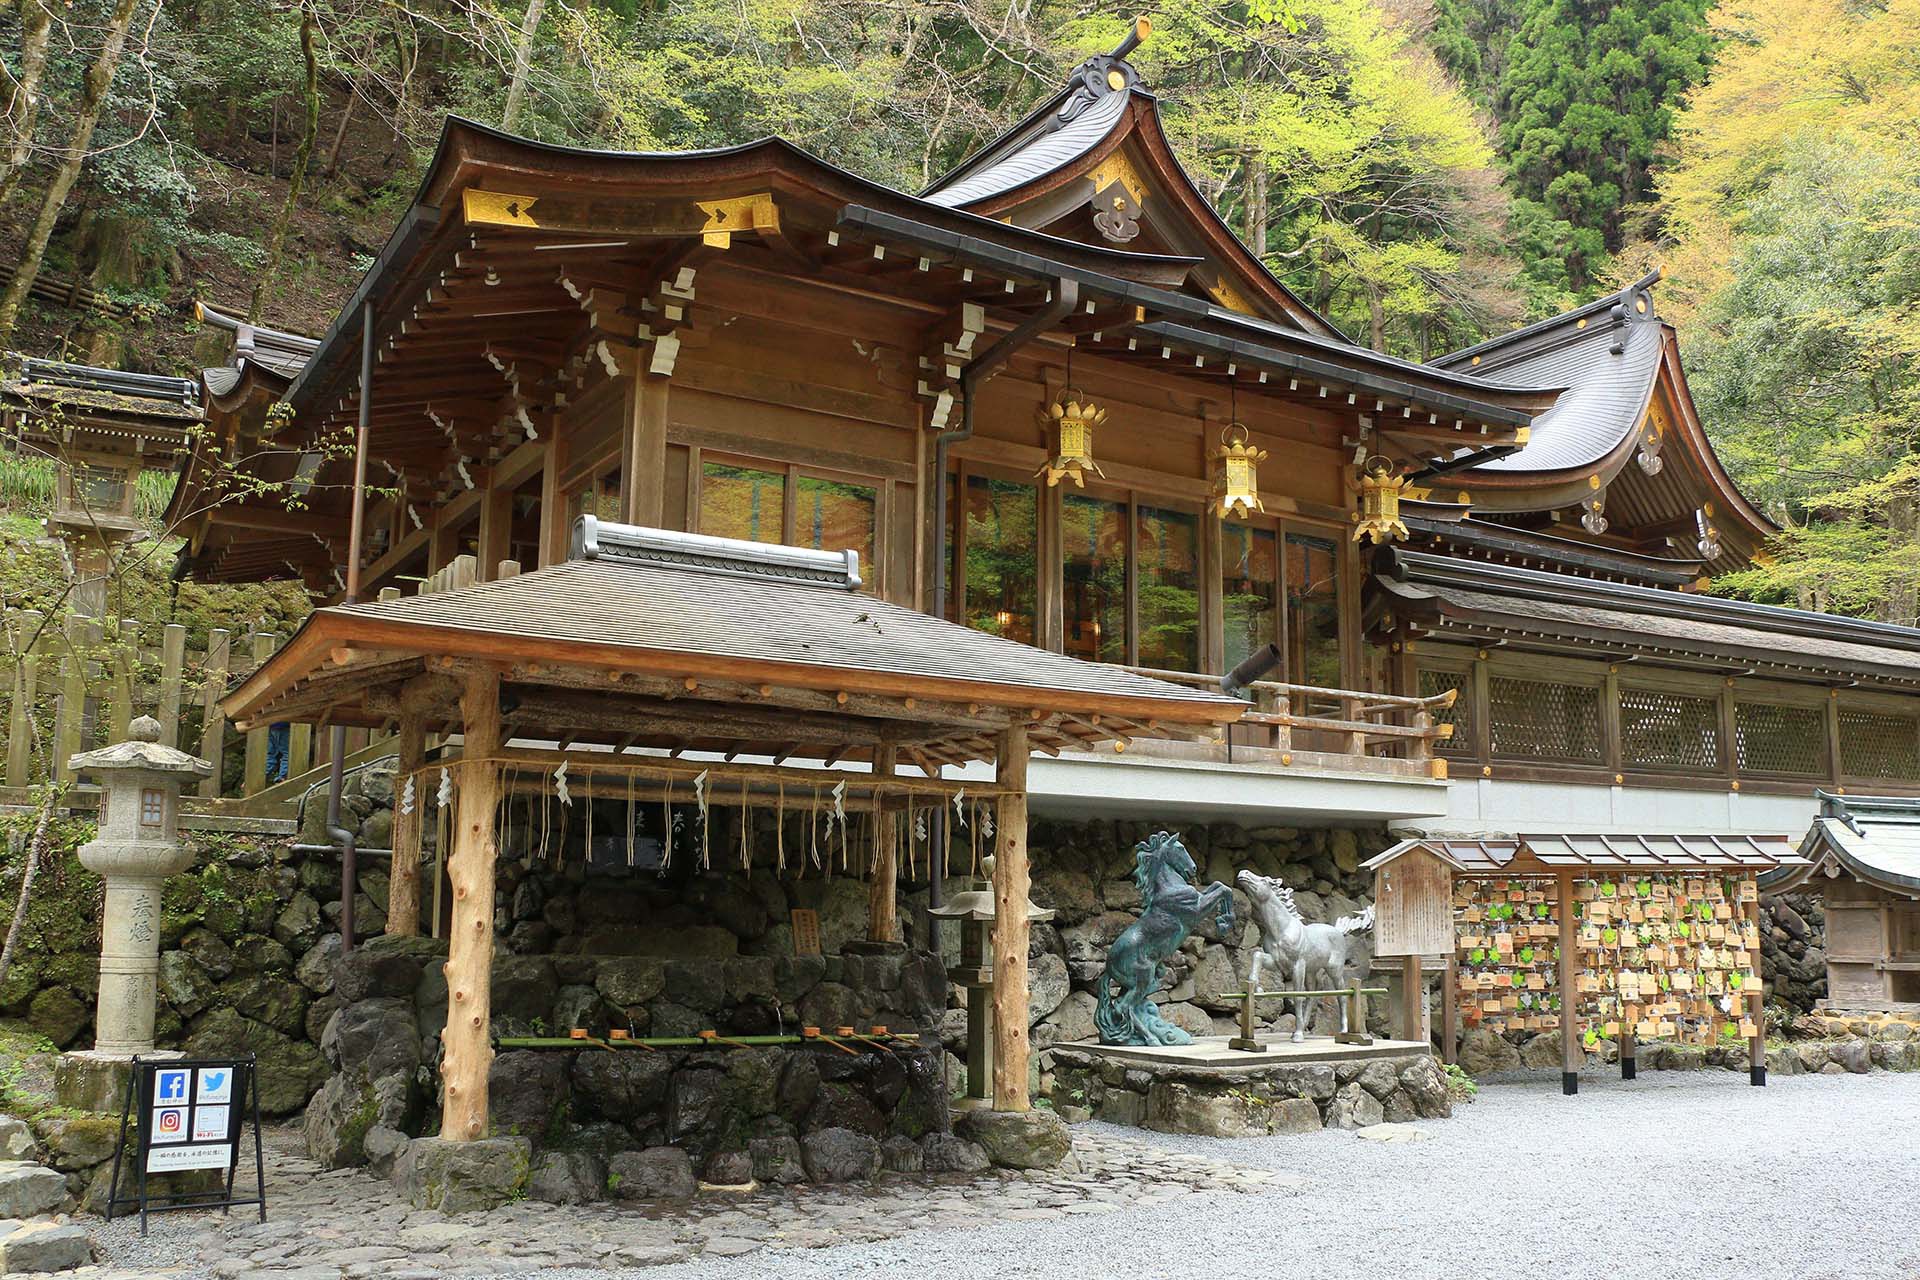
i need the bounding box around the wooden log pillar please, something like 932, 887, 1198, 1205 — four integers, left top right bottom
198, 628, 230, 797
1441, 950, 1458, 1066
387, 708, 428, 938
1557, 871, 1579, 1095
536, 429, 566, 568
476, 480, 514, 582
53, 614, 87, 784
1399, 954, 1425, 1043
441, 668, 501, 1140
156, 623, 185, 748
990, 723, 1031, 1112
867, 745, 898, 944
242, 632, 278, 795
5, 610, 42, 789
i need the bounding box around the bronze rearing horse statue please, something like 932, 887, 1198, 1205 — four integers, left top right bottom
1095, 831, 1235, 1046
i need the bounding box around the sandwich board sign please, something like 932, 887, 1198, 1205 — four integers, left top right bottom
107, 1055, 266, 1234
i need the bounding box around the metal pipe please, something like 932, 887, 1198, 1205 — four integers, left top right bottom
329, 298, 376, 953
927, 278, 1081, 946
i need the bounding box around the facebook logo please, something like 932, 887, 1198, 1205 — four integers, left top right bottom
154, 1069, 190, 1103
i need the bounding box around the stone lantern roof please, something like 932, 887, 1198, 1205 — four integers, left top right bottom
67, 715, 214, 777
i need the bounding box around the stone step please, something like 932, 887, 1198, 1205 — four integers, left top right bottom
0, 1165, 67, 1220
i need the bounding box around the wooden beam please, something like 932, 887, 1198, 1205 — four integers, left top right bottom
868, 745, 898, 943
991, 723, 1031, 1112
442, 668, 501, 1140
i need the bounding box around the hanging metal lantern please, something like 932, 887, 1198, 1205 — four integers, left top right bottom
1036, 387, 1107, 488
1213, 422, 1267, 519
1352, 456, 1410, 545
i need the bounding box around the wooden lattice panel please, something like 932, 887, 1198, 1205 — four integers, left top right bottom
1839, 708, 1920, 781
1488, 676, 1602, 763
1418, 668, 1472, 756
1619, 688, 1721, 770
1734, 702, 1827, 776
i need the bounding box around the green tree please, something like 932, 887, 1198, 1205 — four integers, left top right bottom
1492, 0, 1713, 289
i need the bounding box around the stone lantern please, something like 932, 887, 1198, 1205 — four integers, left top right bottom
929, 855, 1054, 1110
69, 715, 213, 1056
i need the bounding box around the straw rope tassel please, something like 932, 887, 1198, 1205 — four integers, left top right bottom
626, 772, 637, 867
739, 778, 751, 871
776, 784, 786, 875
661, 775, 674, 872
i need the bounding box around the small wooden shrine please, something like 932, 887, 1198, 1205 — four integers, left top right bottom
1764, 792, 1920, 1010
1367, 832, 1805, 1092
220, 518, 1243, 1135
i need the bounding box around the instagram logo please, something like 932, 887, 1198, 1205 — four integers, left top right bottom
156, 1108, 183, 1135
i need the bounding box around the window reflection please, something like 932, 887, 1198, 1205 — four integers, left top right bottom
794, 473, 876, 591
1285, 531, 1342, 688
1062, 493, 1127, 664
701, 462, 785, 544
1137, 504, 1199, 672
1222, 523, 1278, 672
962, 476, 1036, 642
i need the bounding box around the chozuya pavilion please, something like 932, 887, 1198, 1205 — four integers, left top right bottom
184, 19, 1920, 1166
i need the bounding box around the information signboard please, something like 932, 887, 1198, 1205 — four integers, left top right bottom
107, 1055, 266, 1235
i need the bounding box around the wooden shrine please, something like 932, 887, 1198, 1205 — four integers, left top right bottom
1764, 793, 1920, 1010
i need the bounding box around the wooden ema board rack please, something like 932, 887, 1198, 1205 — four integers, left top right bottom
1453, 873, 1766, 1091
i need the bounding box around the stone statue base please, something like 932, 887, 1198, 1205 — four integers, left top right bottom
55, 1048, 181, 1114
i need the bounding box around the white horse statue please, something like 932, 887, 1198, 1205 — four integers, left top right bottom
1237, 871, 1376, 1042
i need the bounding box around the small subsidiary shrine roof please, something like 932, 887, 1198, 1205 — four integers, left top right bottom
1764, 792, 1920, 895
195, 302, 321, 389
1372, 549, 1920, 688
1368, 833, 1803, 876
2, 355, 201, 432
223, 520, 1244, 766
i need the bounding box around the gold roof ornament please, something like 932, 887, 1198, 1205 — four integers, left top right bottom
1036, 386, 1107, 488
1352, 456, 1410, 545
1213, 422, 1267, 519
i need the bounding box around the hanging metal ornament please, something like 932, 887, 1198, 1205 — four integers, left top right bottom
1035, 345, 1107, 488
1213, 422, 1267, 520
1352, 455, 1411, 545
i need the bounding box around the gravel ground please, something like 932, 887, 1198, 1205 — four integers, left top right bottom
631, 1070, 1920, 1280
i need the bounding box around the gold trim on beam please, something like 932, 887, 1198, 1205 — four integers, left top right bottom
696, 195, 781, 248
462, 190, 542, 228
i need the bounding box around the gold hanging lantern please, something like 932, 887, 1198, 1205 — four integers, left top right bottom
1036, 386, 1107, 488
1352, 455, 1411, 545
1213, 423, 1267, 519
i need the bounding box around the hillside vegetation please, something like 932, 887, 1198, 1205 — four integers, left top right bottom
1, 0, 1918, 618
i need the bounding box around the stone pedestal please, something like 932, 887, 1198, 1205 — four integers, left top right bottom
67, 715, 212, 1057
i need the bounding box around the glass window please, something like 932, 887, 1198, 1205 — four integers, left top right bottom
71, 463, 130, 513
961, 475, 1037, 643
700, 462, 785, 544
1221, 523, 1278, 673
1137, 504, 1200, 672
1062, 493, 1128, 664
140, 788, 165, 826
793, 473, 876, 591
1284, 531, 1342, 687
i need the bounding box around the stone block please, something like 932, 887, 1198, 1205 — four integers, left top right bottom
953, 1108, 1069, 1169
1269, 1097, 1322, 1135
529, 1150, 606, 1204
800, 1128, 880, 1182
608, 1147, 698, 1201
52, 1053, 137, 1115
0, 1120, 31, 1163
0, 1165, 68, 1219
1327, 1082, 1384, 1130
1144, 1082, 1256, 1138
0, 1221, 91, 1273
748, 1135, 806, 1184
920, 1133, 990, 1174
391, 1136, 531, 1212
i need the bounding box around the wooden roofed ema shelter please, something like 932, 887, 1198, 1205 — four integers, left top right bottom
220, 518, 1242, 1135
1366, 832, 1805, 1094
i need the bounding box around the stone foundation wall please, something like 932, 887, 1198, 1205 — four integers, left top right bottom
305, 934, 955, 1193
1049, 1047, 1452, 1137
1758, 891, 1826, 1011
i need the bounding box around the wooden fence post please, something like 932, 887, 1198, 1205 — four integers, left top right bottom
157, 623, 186, 748
54, 615, 88, 783
199, 628, 230, 797
242, 631, 278, 795
109, 618, 138, 743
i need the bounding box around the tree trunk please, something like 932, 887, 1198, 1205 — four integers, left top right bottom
0, 785, 55, 992
500, 0, 545, 134
0, 0, 57, 206
0, 0, 145, 346
250, 0, 319, 323
1245, 149, 1268, 259
323, 76, 360, 176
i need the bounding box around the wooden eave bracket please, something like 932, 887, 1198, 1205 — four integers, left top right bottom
917, 302, 986, 429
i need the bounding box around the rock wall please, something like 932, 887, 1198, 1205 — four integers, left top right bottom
1759, 892, 1826, 1012
306, 934, 959, 1196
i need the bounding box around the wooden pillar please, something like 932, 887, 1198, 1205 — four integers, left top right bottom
990, 723, 1031, 1112
867, 745, 898, 944
1746, 883, 1767, 1086
1441, 949, 1458, 1065
622, 373, 670, 527
1557, 871, 1579, 1095
476, 480, 513, 582
198, 627, 230, 797
1620, 1026, 1636, 1080
1399, 954, 1425, 1043
537, 430, 566, 568
157, 623, 185, 748
387, 707, 428, 937
441, 667, 501, 1140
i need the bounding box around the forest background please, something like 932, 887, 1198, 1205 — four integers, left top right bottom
1, 0, 1917, 619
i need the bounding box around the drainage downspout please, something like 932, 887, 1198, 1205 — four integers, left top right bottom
328, 298, 376, 953
926, 277, 1080, 949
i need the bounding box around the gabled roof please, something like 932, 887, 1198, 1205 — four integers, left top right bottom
1429, 273, 1775, 564
1764, 792, 1920, 895
222, 520, 1244, 767
194, 302, 321, 387
2, 355, 200, 427
921, 23, 1343, 338
1369, 833, 1801, 875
